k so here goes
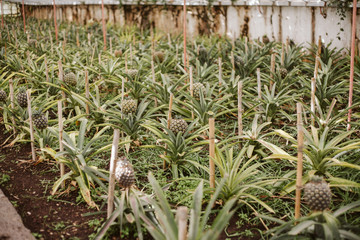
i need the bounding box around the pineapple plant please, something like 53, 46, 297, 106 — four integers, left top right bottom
234, 55, 245, 66
64, 72, 77, 86
278, 67, 288, 78
114, 49, 123, 58
32, 110, 48, 129
17, 88, 28, 108
115, 156, 135, 188
153, 51, 165, 63
121, 99, 137, 115
0, 89, 7, 102
125, 69, 138, 79
169, 117, 188, 134
304, 176, 331, 211
198, 46, 208, 64
193, 82, 205, 99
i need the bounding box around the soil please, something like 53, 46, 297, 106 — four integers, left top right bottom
0, 124, 108, 240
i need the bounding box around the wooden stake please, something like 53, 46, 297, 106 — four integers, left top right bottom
49, 29, 53, 54
317, 35, 322, 57
1, 0, 3, 29
76, 31, 80, 47
22, 0, 26, 33
9, 79, 16, 134
101, 0, 107, 51
209, 112, 215, 189
151, 60, 158, 107
348, 0, 357, 131
176, 206, 188, 240
281, 44, 285, 66
26, 90, 36, 162
53, 0, 58, 42
85, 70, 90, 115
310, 77, 316, 126
295, 103, 304, 220
218, 57, 223, 87
270, 53, 275, 88
58, 100, 65, 188
58, 61, 67, 110
190, 66, 194, 120
107, 128, 120, 218
231, 51, 235, 71
164, 94, 174, 169
238, 81, 243, 137
109, 37, 112, 54
45, 56, 49, 82
257, 68, 262, 100
167, 33, 172, 48
183, 0, 187, 72
245, 37, 248, 55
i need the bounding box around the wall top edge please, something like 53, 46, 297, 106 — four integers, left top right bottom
5, 0, 355, 8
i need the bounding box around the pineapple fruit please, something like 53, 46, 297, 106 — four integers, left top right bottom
153, 51, 165, 63
278, 67, 288, 78
115, 157, 135, 188
125, 69, 138, 79
0, 90, 7, 102
64, 72, 77, 86
32, 111, 48, 129
262, 35, 270, 44
304, 175, 331, 211
169, 118, 188, 134
193, 82, 205, 100
114, 49, 123, 58
121, 99, 137, 115
17, 88, 28, 108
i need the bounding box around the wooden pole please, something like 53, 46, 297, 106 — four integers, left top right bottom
107, 128, 120, 218
53, 0, 58, 42
1, 0, 4, 29
281, 44, 285, 66
22, 0, 26, 33
58, 100, 65, 188
257, 68, 262, 100
176, 206, 188, 240
270, 53, 275, 88
310, 77, 316, 126
101, 0, 107, 51
109, 37, 112, 54
231, 51, 235, 71
85, 70, 90, 115
209, 112, 215, 189
295, 103, 304, 220
238, 81, 243, 137
348, 0, 357, 131
9, 79, 16, 134
76, 31, 80, 47
190, 66, 194, 120
218, 57, 223, 87
58, 61, 67, 110
26, 90, 36, 162
183, 0, 187, 72
164, 94, 174, 169
151, 60, 158, 107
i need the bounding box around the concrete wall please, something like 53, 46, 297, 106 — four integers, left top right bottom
19, 3, 355, 49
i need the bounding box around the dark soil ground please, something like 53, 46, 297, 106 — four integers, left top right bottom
0, 123, 265, 240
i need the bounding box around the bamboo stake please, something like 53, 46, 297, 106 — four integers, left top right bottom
1, 0, 3, 29
295, 103, 304, 220
22, 0, 26, 33
310, 77, 316, 126
257, 68, 262, 101
218, 57, 223, 87
45, 56, 49, 82
76, 31, 80, 47
168, 33, 172, 48
281, 44, 285, 66
190, 66, 194, 120
109, 37, 112, 54
107, 128, 120, 218
58, 100, 65, 188
101, 0, 107, 51
238, 81, 243, 138
49, 29, 53, 54
85, 70, 90, 115
9, 79, 16, 134
53, 0, 58, 42
151, 60, 158, 107
58, 61, 67, 110
183, 0, 187, 72
209, 112, 215, 189
165, 94, 174, 169
317, 35, 322, 57
231, 51, 235, 71
88, 32, 91, 46
348, 0, 357, 131
27, 90, 36, 162
270, 53, 275, 88
176, 206, 188, 240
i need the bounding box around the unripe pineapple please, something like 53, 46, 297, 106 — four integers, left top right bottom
278, 68, 288, 78
169, 118, 188, 134
32, 111, 48, 129
193, 82, 205, 99
153, 51, 165, 63
121, 99, 137, 115
234, 55, 245, 66
114, 49, 123, 58
0, 89, 7, 102
28, 39, 37, 47
304, 176, 331, 211
262, 35, 270, 44
17, 88, 28, 108
115, 157, 135, 189
198, 46, 208, 63
64, 72, 77, 86
125, 69, 138, 79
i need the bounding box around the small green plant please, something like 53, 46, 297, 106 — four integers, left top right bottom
0, 173, 10, 185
